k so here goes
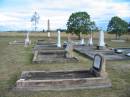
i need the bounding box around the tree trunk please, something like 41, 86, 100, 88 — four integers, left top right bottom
116, 33, 118, 40
78, 35, 81, 40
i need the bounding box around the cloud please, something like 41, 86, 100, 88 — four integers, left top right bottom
0, 0, 130, 31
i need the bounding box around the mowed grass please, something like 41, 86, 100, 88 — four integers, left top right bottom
0, 32, 130, 97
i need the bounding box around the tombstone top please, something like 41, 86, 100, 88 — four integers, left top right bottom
92, 54, 104, 71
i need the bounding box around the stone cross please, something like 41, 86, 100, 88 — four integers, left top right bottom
99, 30, 105, 47
57, 30, 61, 47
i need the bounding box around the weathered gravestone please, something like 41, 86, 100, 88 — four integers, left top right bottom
15, 54, 111, 91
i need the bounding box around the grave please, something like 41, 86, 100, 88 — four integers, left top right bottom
15, 54, 111, 91
9, 40, 25, 45
24, 32, 31, 47
9, 32, 31, 46
33, 41, 78, 63
74, 46, 130, 60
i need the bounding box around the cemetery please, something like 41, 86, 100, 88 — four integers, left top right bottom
0, 32, 130, 97
0, 2, 130, 96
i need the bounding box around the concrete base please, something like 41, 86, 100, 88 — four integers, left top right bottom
32, 50, 78, 64
9, 41, 25, 45
97, 46, 106, 50
74, 46, 130, 61
15, 70, 111, 91
32, 42, 78, 63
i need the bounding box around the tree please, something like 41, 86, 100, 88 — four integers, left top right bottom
128, 22, 130, 33
31, 11, 40, 31
67, 12, 97, 39
107, 16, 128, 39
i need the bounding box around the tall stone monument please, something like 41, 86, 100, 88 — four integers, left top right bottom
47, 19, 50, 37
57, 30, 61, 47
97, 30, 105, 50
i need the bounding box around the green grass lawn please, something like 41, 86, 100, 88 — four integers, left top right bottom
0, 33, 130, 97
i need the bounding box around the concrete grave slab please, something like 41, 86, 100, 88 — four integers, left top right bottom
32, 41, 78, 63
15, 54, 111, 91
74, 46, 130, 61
9, 40, 25, 45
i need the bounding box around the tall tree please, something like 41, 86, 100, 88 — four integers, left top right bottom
67, 12, 97, 39
128, 22, 130, 33
107, 16, 128, 39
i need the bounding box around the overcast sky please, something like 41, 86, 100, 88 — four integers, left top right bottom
0, 0, 130, 31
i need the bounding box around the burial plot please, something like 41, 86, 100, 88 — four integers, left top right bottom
15, 54, 111, 91
74, 46, 130, 61
9, 40, 25, 45
32, 41, 78, 63
9, 32, 31, 46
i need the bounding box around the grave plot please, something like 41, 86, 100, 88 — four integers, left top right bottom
32, 42, 78, 63
8, 32, 31, 46
15, 54, 111, 91
9, 40, 25, 45
36, 40, 56, 45
74, 46, 130, 61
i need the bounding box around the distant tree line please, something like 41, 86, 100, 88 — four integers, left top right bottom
66, 11, 129, 39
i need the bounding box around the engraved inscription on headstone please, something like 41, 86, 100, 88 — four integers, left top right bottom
93, 55, 102, 70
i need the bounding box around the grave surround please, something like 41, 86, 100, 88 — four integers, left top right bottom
15, 54, 111, 91
32, 41, 78, 63
74, 46, 130, 61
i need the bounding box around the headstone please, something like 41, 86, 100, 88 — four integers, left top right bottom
65, 42, 73, 58
91, 54, 106, 77
48, 32, 50, 37
24, 32, 30, 47
97, 30, 105, 50
57, 30, 61, 47
88, 34, 93, 46
80, 38, 85, 45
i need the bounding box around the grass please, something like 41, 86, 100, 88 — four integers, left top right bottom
0, 32, 130, 97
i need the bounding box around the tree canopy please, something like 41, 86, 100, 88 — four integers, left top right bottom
66, 12, 97, 39
107, 16, 128, 39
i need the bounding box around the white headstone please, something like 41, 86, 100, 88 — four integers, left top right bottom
57, 30, 61, 47
80, 38, 85, 45
99, 30, 105, 47
88, 34, 93, 46
48, 32, 50, 37
24, 32, 30, 47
